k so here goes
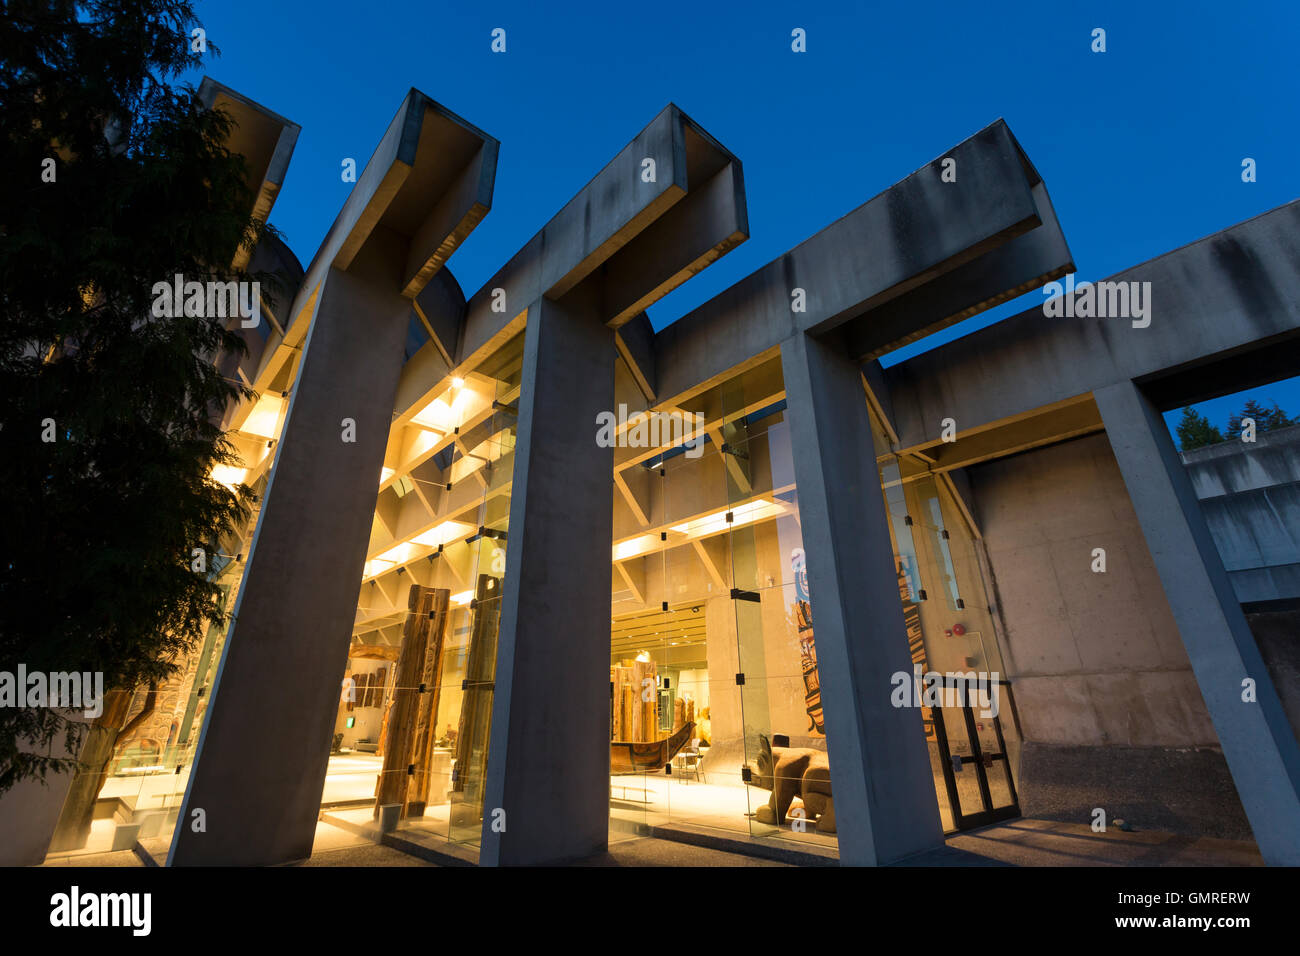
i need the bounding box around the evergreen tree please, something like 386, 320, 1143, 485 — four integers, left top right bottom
1227, 399, 1295, 437
0, 1, 271, 793
1176, 406, 1224, 451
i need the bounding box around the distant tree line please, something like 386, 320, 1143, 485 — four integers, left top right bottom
1177, 399, 1297, 451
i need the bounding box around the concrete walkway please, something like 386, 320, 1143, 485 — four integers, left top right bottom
41, 817, 1263, 867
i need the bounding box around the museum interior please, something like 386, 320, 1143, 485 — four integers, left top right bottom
39, 311, 1023, 862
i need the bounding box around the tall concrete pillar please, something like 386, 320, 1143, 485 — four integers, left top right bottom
478, 292, 615, 866
780, 332, 945, 866
1094, 379, 1300, 865
170, 235, 413, 865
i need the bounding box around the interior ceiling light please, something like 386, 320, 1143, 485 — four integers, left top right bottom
411, 520, 474, 549
362, 557, 395, 579
450, 589, 473, 606
670, 499, 782, 539
612, 533, 660, 562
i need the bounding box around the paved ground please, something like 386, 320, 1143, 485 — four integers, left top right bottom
902, 818, 1264, 867
41, 817, 1264, 867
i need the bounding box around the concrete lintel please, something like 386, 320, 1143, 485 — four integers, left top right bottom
653, 119, 1056, 404
901, 395, 1105, 472
458, 105, 746, 362
845, 181, 1073, 360
885, 200, 1300, 448
1094, 379, 1300, 865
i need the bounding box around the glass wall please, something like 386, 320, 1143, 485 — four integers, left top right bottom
316, 328, 523, 857
609, 352, 837, 849
865, 396, 1019, 832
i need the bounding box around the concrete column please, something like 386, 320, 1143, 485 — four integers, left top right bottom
780, 331, 945, 865
169, 235, 412, 865
478, 292, 614, 866
1094, 379, 1300, 865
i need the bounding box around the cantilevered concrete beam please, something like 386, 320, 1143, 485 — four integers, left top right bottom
198, 77, 300, 270
884, 200, 1300, 449
170, 90, 497, 866
478, 106, 747, 866
654, 120, 1071, 404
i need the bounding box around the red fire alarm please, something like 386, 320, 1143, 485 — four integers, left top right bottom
953, 623, 967, 636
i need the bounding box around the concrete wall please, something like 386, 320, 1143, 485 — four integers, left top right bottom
965, 433, 1254, 837
1181, 423, 1300, 606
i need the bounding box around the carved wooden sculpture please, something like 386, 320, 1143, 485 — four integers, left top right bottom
752, 733, 836, 834
373, 585, 450, 819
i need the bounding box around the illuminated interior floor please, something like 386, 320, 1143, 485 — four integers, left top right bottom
609, 772, 839, 850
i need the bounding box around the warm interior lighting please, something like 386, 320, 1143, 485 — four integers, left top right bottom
211, 465, 248, 489
670, 499, 783, 538
612, 534, 660, 562
241, 393, 287, 439
452, 376, 465, 388
411, 520, 474, 549
380, 467, 395, 484
450, 590, 473, 606
375, 541, 420, 566
362, 558, 395, 579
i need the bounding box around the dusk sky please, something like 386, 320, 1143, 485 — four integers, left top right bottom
183, 0, 1300, 442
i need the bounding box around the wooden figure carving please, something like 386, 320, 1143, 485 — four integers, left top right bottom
751, 733, 836, 834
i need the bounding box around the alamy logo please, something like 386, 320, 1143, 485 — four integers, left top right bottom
151, 274, 261, 328
50, 886, 151, 936
595, 405, 705, 458
1041, 273, 1151, 328
891, 666, 1000, 718
0, 665, 103, 718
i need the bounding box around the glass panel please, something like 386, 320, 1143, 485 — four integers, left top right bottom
941, 708, 987, 820
975, 713, 1015, 810
724, 354, 836, 850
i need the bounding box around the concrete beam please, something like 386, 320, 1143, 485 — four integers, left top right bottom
886, 200, 1300, 448
1094, 379, 1300, 865
457, 105, 747, 367
780, 331, 946, 865
253, 90, 498, 393
655, 119, 1069, 403
198, 77, 300, 268
900, 395, 1104, 472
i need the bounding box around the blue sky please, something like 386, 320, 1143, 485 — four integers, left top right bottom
184, 0, 1299, 443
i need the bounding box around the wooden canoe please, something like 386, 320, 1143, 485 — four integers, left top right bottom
611, 721, 695, 775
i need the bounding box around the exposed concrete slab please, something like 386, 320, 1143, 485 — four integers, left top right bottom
780, 331, 945, 865
1094, 379, 1300, 865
